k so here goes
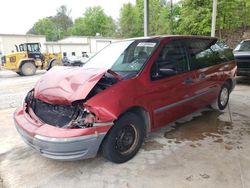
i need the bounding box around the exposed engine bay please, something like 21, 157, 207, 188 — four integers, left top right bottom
85, 73, 117, 100
25, 74, 117, 128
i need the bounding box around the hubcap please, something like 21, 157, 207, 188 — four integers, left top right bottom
115, 124, 139, 155
26, 66, 32, 74
220, 88, 229, 106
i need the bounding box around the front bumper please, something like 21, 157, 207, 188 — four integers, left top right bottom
237, 68, 250, 76
14, 107, 112, 161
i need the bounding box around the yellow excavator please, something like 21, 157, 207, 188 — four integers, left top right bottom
0, 43, 62, 76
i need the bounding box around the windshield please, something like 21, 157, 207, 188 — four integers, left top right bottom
234, 41, 250, 51
84, 39, 159, 73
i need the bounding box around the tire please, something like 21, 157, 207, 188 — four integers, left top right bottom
47, 59, 60, 70
211, 82, 230, 110
102, 112, 145, 163
20, 62, 36, 76
16, 72, 24, 76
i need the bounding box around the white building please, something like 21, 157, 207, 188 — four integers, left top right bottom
0, 34, 118, 60
0, 34, 46, 55
45, 36, 118, 57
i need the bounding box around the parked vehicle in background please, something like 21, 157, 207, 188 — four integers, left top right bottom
234, 39, 250, 76
62, 53, 90, 66
14, 36, 236, 163
1, 43, 62, 76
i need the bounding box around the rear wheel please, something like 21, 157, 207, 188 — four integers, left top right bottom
211, 82, 230, 110
20, 62, 36, 76
102, 112, 145, 163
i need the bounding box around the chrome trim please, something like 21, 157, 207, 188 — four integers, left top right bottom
154, 88, 217, 114
93, 122, 113, 127
34, 132, 106, 143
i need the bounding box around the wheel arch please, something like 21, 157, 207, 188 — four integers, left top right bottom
98, 106, 151, 153
18, 59, 35, 71
224, 79, 233, 92
116, 106, 151, 136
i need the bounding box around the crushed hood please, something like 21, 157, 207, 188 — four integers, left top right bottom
34, 66, 107, 105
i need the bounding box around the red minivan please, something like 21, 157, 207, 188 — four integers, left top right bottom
14, 36, 237, 163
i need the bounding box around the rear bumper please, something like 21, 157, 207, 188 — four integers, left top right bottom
14, 107, 112, 161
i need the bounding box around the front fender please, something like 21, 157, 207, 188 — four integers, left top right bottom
17, 58, 35, 70
84, 78, 152, 123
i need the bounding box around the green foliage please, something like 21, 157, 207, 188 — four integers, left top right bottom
71, 6, 116, 37
119, 0, 181, 37
176, 0, 212, 35
119, 3, 141, 37
28, 5, 73, 41
28, 1, 250, 40
28, 17, 58, 41
53, 5, 73, 37
217, 0, 250, 30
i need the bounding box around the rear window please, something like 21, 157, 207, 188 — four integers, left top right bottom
185, 39, 233, 70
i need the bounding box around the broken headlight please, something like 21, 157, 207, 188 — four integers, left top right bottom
66, 108, 96, 129
22, 89, 34, 108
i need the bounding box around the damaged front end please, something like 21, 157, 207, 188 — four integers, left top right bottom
14, 67, 120, 160
25, 90, 107, 129
24, 70, 117, 129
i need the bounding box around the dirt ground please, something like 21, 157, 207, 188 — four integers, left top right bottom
0, 70, 250, 188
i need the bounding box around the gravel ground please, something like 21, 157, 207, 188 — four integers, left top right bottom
0, 70, 250, 188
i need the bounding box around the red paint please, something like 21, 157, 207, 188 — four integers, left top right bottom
34, 66, 107, 105
14, 107, 112, 138
14, 36, 237, 139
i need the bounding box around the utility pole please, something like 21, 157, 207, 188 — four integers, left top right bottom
211, 0, 217, 37
170, 0, 173, 34
144, 0, 149, 37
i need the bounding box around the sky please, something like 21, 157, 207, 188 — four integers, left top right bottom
0, 0, 135, 34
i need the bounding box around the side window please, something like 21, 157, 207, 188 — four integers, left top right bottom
186, 39, 216, 70
213, 41, 234, 61
186, 39, 233, 70
72, 52, 75, 56
151, 40, 188, 80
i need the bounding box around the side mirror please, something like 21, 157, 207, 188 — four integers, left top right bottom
159, 68, 176, 76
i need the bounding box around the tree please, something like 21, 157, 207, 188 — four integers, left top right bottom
71, 6, 116, 37
52, 5, 73, 38
158, 1, 181, 35
176, 0, 212, 35
28, 17, 58, 41
119, 0, 181, 37
217, 0, 250, 31
28, 5, 73, 41
118, 3, 141, 37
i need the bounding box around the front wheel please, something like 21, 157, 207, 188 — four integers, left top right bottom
20, 62, 36, 76
102, 112, 145, 163
211, 82, 230, 110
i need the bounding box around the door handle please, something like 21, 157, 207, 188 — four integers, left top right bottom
185, 77, 193, 84
199, 73, 206, 80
